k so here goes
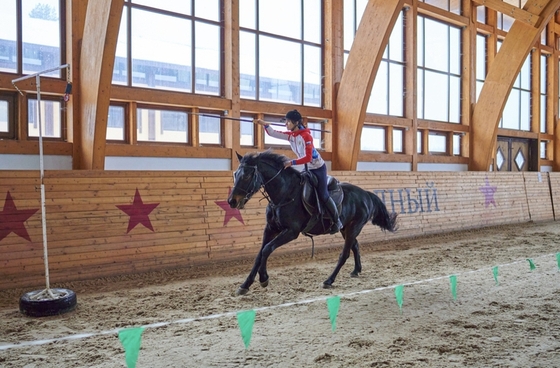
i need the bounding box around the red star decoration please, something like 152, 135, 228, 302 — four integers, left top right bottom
215, 187, 244, 226
116, 189, 159, 233
0, 191, 39, 242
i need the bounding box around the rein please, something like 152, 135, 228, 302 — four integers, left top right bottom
255, 160, 295, 208
235, 157, 297, 208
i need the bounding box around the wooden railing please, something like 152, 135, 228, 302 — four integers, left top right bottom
0, 170, 556, 290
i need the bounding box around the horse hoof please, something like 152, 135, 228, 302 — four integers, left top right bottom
236, 288, 249, 296
322, 283, 332, 289
260, 279, 269, 288
350, 272, 360, 278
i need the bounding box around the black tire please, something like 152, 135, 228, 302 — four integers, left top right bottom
19, 288, 77, 317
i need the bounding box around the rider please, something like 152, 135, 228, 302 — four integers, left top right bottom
254, 110, 343, 233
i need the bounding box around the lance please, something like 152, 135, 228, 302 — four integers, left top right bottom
185, 112, 331, 133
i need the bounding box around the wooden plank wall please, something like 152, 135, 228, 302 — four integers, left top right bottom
0, 170, 556, 290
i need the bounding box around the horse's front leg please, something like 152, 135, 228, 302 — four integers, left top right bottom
257, 227, 299, 288
237, 227, 279, 296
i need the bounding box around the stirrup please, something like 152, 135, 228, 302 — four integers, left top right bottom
329, 220, 342, 234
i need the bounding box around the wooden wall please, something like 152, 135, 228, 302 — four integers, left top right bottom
0, 170, 557, 290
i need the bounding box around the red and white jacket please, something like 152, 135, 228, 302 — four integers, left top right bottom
264, 125, 325, 170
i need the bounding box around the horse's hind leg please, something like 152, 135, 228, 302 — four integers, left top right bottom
350, 240, 362, 278
323, 235, 354, 288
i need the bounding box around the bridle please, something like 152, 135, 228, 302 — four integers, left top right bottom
233, 160, 289, 207
233, 164, 263, 204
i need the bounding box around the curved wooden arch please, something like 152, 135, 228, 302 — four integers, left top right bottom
78, 0, 124, 169
333, 0, 404, 170
470, 0, 560, 171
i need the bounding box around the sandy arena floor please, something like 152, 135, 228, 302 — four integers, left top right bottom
1, 221, 560, 367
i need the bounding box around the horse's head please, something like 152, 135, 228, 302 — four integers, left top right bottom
228, 152, 263, 209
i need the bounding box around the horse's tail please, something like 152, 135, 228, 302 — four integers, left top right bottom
368, 191, 398, 232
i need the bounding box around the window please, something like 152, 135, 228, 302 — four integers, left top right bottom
540, 54, 547, 133
198, 113, 221, 145
308, 121, 323, 149
263, 115, 291, 146
0, 1, 17, 73
497, 0, 525, 32
540, 141, 547, 159
0, 0, 63, 76
428, 132, 446, 153
393, 128, 404, 153
453, 134, 461, 155
28, 96, 63, 139
367, 12, 405, 116
417, 16, 461, 123
107, 104, 126, 141
0, 94, 15, 139
343, 3, 405, 117
240, 115, 255, 147
137, 107, 189, 143
114, 0, 221, 95
361, 126, 385, 152
261, 116, 324, 148
240, 0, 322, 106
476, 5, 485, 23
419, 0, 461, 15
500, 49, 530, 131
475, 34, 487, 101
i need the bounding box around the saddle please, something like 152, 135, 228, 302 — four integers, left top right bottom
300, 171, 344, 235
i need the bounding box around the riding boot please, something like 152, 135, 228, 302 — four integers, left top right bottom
325, 197, 343, 234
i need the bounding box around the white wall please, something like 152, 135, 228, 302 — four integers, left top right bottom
0, 154, 72, 170
0, 155, 541, 173
105, 156, 231, 170
357, 161, 412, 171
417, 163, 468, 172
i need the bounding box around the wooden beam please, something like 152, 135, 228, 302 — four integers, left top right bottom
333, 0, 404, 170
323, 0, 344, 154
404, 5, 417, 166
67, 0, 87, 169
470, 0, 560, 171
472, 0, 540, 27
111, 85, 231, 110
78, 0, 124, 169
223, 0, 240, 163
417, 2, 469, 27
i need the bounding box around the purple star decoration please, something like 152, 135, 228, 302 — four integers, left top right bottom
479, 177, 497, 208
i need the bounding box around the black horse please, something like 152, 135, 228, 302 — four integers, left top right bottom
228, 151, 398, 295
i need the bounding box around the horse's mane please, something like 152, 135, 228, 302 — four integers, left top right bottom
242, 150, 300, 174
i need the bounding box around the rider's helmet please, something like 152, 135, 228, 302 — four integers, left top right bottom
285, 110, 304, 129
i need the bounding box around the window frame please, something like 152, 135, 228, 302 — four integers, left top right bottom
427, 131, 448, 155
197, 109, 224, 147
3, 0, 67, 77
0, 93, 16, 140
107, 102, 129, 143
135, 104, 191, 145
417, 15, 462, 124
239, 0, 324, 106
115, 0, 223, 95
26, 94, 66, 141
